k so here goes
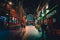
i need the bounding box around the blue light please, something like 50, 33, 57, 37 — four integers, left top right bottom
3, 17, 7, 21
0, 16, 7, 21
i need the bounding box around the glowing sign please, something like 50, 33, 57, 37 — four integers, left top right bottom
0, 16, 7, 21
46, 10, 56, 18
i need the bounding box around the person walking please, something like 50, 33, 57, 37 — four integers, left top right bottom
41, 18, 49, 40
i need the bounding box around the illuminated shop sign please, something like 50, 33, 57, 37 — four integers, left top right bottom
46, 10, 56, 18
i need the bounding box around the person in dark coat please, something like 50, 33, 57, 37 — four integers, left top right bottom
41, 19, 49, 40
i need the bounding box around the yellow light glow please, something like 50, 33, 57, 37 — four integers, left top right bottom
46, 3, 49, 9
9, 2, 12, 5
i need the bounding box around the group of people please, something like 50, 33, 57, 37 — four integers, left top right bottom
35, 18, 55, 40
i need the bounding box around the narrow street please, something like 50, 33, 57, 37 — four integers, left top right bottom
0, 0, 60, 40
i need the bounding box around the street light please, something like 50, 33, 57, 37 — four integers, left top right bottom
8, 2, 12, 5
46, 3, 49, 9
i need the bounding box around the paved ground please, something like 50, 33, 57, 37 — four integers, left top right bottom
0, 26, 58, 40
0, 26, 46, 40
0, 30, 12, 40
22, 25, 46, 40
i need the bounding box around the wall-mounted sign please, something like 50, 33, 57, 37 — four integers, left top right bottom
46, 10, 50, 14
46, 10, 56, 18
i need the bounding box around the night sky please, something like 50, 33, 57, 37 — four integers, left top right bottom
23, 0, 41, 14
0, 0, 43, 14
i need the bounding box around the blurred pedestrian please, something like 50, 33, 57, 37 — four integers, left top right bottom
41, 18, 49, 40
